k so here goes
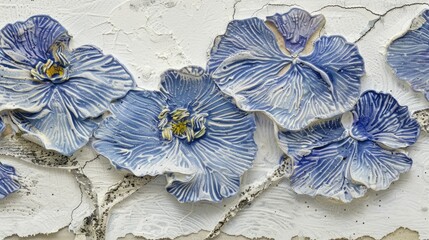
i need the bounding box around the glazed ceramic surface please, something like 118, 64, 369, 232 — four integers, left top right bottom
387, 9, 429, 101
207, 8, 365, 130
0, 119, 19, 199
93, 66, 257, 202
0, 15, 135, 156
277, 91, 420, 202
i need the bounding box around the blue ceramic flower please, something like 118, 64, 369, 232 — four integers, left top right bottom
208, 8, 365, 130
387, 9, 429, 101
93, 66, 257, 202
277, 91, 420, 202
0, 15, 135, 156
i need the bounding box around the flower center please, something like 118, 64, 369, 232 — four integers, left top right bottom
45, 63, 64, 78
158, 108, 208, 142
31, 43, 70, 83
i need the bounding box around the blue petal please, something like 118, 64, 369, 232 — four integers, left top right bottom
0, 117, 5, 133
387, 9, 429, 100
351, 91, 420, 148
208, 16, 364, 130
0, 162, 20, 199
11, 89, 99, 156
351, 140, 412, 190
291, 138, 367, 202
0, 15, 70, 68
94, 67, 257, 202
277, 116, 347, 159
60, 45, 135, 119
207, 17, 292, 113
267, 8, 325, 54
167, 171, 240, 203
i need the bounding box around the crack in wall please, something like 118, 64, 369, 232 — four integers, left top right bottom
308, 3, 429, 43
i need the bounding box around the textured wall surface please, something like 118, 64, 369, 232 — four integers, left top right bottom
0, 0, 428, 239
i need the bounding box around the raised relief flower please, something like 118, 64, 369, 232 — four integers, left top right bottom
0, 15, 135, 156
93, 66, 257, 202
277, 91, 420, 202
0, 119, 20, 199
387, 9, 429, 101
208, 8, 365, 130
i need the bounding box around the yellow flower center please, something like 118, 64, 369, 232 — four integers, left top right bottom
171, 120, 189, 136
45, 64, 64, 78
158, 108, 208, 142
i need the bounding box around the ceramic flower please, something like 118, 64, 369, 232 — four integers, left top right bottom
387, 9, 429, 101
93, 66, 257, 202
208, 8, 365, 130
277, 91, 420, 202
0, 119, 20, 199
0, 15, 135, 156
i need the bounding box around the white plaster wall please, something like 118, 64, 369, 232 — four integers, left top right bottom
0, 0, 428, 239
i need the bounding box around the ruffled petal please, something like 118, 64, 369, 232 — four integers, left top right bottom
93, 90, 193, 176
166, 170, 240, 203
351, 91, 420, 148
298, 35, 364, 112
350, 140, 412, 190
291, 138, 367, 202
60, 45, 135, 119
387, 9, 429, 100
267, 8, 325, 54
0, 162, 20, 199
277, 116, 347, 159
0, 15, 70, 69
10, 89, 99, 156
207, 17, 292, 112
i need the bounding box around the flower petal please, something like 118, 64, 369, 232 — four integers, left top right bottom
266, 8, 325, 54
166, 170, 240, 203
387, 9, 429, 100
298, 35, 364, 112
350, 140, 412, 191
0, 15, 70, 68
10, 89, 98, 156
351, 91, 420, 148
277, 116, 347, 159
0, 162, 20, 199
291, 138, 367, 202
60, 45, 135, 119
207, 17, 292, 109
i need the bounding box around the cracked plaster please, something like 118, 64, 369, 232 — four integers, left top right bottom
0, 0, 428, 240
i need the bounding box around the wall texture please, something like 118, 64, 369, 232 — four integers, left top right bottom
0, 0, 428, 239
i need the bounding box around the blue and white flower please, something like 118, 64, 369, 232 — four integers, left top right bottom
0, 119, 19, 199
0, 15, 135, 156
387, 9, 429, 101
208, 8, 365, 130
93, 66, 257, 202
277, 91, 420, 202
